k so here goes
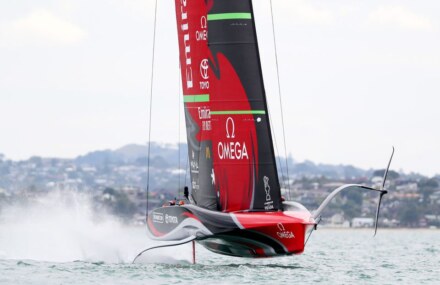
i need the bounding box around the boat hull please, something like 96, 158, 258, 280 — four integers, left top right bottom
147, 203, 315, 258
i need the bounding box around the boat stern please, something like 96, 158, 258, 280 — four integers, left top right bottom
147, 206, 213, 241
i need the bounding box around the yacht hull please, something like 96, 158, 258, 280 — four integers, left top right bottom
147, 204, 315, 258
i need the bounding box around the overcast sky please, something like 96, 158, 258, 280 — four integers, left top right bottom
1, 0, 439, 176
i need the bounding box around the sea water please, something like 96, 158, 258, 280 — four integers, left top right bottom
1, 229, 438, 284
0, 195, 438, 284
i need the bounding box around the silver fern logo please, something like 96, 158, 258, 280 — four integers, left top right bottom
264, 176, 271, 201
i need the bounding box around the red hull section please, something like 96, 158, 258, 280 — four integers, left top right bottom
232, 212, 314, 256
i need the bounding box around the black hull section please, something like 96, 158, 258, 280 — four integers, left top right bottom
147, 205, 240, 240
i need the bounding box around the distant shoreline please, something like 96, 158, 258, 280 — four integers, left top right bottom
317, 227, 438, 230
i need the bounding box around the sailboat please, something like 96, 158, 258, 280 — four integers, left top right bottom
138, 0, 393, 260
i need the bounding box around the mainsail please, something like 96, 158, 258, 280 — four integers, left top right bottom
174, 0, 282, 212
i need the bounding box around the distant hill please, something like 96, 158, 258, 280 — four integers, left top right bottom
73, 143, 375, 179
75, 149, 124, 166
289, 160, 372, 179
75, 143, 188, 169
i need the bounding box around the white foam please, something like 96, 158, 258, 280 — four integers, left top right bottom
0, 191, 192, 264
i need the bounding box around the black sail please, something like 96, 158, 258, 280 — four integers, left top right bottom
208, 0, 282, 211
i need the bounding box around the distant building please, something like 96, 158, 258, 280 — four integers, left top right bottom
429, 191, 440, 204
326, 213, 350, 228
396, 183, 418, 192
352, 217, 374, 228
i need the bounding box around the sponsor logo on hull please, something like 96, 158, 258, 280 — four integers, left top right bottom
277, 223, 295, 239
165, 214, 178, 224
153, 212, 164, 224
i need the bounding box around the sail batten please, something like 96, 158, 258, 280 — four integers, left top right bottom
183, 94, 210, 103
211, 110, 266, 115
208, 13, 252, 21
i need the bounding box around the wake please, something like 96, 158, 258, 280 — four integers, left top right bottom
0, 191, 192, 264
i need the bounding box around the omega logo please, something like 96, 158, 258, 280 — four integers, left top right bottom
277, 223, 295, 239
201, 16, 207, 29
217, 117, 248, 160
226, 117, 235, 139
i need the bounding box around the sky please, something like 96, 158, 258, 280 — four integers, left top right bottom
0, 0, 439, 176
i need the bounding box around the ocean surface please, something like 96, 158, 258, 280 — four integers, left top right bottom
1, 228, 438, 285
0, 195, 438, 284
